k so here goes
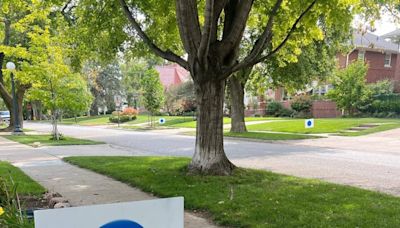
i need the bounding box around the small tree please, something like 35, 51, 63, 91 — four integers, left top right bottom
327, 61, 368, 116
140, 68, 164, 127
27, 27, 92, 140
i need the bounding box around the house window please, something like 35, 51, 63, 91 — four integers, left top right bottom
384, 54, 392, 67
358, 50, 365, 61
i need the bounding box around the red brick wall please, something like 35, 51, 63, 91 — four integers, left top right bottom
343, 50, 399, 83
311, 101, 341, 118
280, 100, 341, 118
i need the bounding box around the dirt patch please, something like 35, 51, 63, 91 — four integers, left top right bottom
20, 195, 49, 210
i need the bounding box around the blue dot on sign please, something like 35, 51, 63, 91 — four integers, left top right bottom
159, 118, 166, 124
100, 220, 143, 228
307, 120, 312, 126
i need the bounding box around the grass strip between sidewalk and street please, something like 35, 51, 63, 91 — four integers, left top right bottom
338, 123, 400, 136
224, 131, 321, 140
2, 134, 103, 147
0, 161, 45, 196
65, 156, 400, 227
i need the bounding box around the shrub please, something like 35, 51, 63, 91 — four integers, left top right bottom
291, 96, 312, 113
109, 115, 136, 123
368, 94, 400, 114
121, 107, 139, 116
266, 101, 283, 116
291, 95, 312, 118
279, 108, 294, 117
109, 107, 138, 123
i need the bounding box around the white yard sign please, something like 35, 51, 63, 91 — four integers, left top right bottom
34, 197, 184, 228
305, 119, 314, 128
114, 95, 122, 108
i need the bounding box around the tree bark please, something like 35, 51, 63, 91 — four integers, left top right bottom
0, 85, 26, 131
228, 76, 247, 133
188, 78, 235, 175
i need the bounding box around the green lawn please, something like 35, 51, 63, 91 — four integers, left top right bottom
59, 115, 283, 128
247, 118, 400, 134
65, 156, 400, 227
339, 122, 400, 136
3, 134, 103, 147
224, 131, 321, 140
60, 115, 193, 126
166, 117, 282, 128
60, 115, 112, 126
0, 161, 45, 196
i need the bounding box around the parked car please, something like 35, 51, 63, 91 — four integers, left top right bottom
0, 110, 10, 123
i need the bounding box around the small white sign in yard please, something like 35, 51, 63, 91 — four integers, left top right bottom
114, 95, 122, 108
159, 118, 166, 124
34, 197, 184, 228
305, 119, 314, 128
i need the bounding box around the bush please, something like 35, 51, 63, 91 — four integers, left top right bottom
291, 95, 312, 118
265, 101, 293, 117
279, 108, 294, 117
109, 107, 138, 123
266, 101, 283, 116
121, 107, 139, 116
109, 115, 137, 123
291, 96, 312, 113
365, 94, 400, 116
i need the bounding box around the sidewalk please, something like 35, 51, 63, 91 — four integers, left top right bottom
0, 137, 218, 228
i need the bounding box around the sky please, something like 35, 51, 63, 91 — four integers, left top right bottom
373, 14, 398, 36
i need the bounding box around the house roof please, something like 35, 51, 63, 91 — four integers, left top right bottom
381, 29, 400, 39
353, 31, 400, 53
155, 64, 190, 89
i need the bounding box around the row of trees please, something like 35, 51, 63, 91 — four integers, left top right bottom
0, 1, 92, 139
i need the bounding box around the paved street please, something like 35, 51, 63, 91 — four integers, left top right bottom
22, 122, 400, 196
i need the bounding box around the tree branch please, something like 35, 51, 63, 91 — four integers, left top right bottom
237, 0, 283, 67
175, 0, 202, 63
219, 0, 254, 56
119, 0, 189, 70
210, 0, 228, 42
230, 0, 317, 74
3, 18, 11, 46
197, 0, 214, 63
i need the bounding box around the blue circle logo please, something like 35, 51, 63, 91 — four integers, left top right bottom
159, 118, 166, 124
307, 120, 312, 126
100, 220, 143, 228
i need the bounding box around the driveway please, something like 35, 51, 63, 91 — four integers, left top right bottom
20, 122, 400, 196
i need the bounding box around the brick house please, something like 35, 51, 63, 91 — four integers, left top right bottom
337, 31, 400, 91
245, 30, 400, 117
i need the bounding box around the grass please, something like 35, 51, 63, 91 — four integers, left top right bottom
247, 118, 400, 134
338, 122, 400, 136
0, 161, 45, 196
224, 131, 321, 140
60, 115, 112, 126
65, 156, 400, 227
59, 114, 283, 128
165, 117, 282, 128
2, 134, 103, 147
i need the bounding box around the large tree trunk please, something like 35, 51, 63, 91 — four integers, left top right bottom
0, 86, 25, 131
229, 76, 247, 133
188, 79, 235, 175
